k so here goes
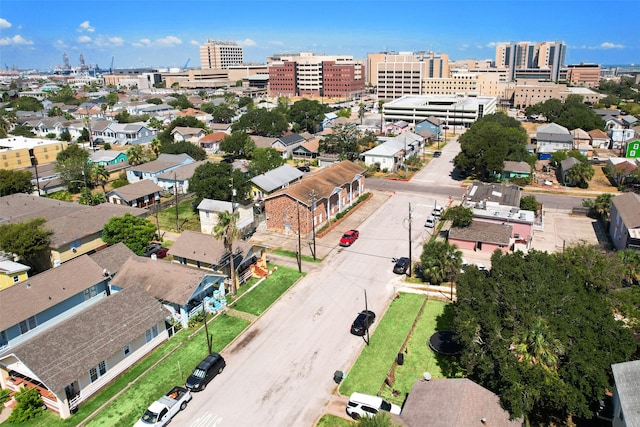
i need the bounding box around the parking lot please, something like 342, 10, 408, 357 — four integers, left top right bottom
531, 210, 605, 253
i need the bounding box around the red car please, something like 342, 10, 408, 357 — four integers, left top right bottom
339, 230, 359, 247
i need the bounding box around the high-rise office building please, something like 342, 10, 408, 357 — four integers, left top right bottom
495, 41, 566, 82
200, 39, 244, 69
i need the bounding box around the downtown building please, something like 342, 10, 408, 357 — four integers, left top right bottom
200, 39, 244, 69
495, 40, 567, 82
267, 52, 366, 98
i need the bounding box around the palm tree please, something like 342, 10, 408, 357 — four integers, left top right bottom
511, 318, 564, 371
126, 145, 144, 166
149, 138, 162, 159
566, 162, 595, 188
420, 240, 463, 285
91, 164, 110, 194
617, 249, 640, 286
213, 210, 241, 296
358, 102, 366, 124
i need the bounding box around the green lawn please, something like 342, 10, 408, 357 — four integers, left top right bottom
316, 414, 353, 427
231, 265, 304, 316
272, 249, 323, 263
339, 293, 426, 397
156, 198, 200, 233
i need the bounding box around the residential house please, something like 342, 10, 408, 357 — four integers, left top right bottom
361, 132, 423, 172
589, 128, 610, 149
250, 164, 304, 200
0, 255, 109, 355
625, 139, 640, 159
415, 116, 444, 142
126, 153, 195, 184
93, 121, 157, 145
499, 160, 532, 183
168, 230, 267, 285
176, 108, 213, 124
536, 123, 572, 159
609, 192, 640, 251
249, 135, 278, 150
560, 157, 582, 185
0, 285, 167, 419
0, 260, 30, 290
198, 132, 227, 152
89, 149, 128, 166
397, 378, 523, 427
606, 158, 638, 186
388, 120, 410, 135
156, 159, 208, 194
109, 256, 226, 328
209, 123, 232, 134
448, 220, 512, 253
292, 137, 320, 160
611, 360, 640, 427
22, 117, 68, 139
273, 133, 305, 158
571, 128, 593, 156
171, 126, 207, 143
0, 193, 147, 267
265, 160, 366, 234
197, 199, 255, 235
471, 205, 536, 251
322, 112, 338, 130
106, 180, 163, 208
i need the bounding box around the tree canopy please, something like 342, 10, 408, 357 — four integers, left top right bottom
0, 169, 34, 196
452, 246, 635, 424
0, 218, 53, 273
441, 205, 473, 227
231, 108, 288, 137
453, 114, 532, 180
219, 131, 256, 158
188, 162, 251, 203
526, 96, 605, 131
288, 99, 330, 133
54, 144, 92, 192
102, 213, 157, 255
319, 123, 361, 160
419, 240, 462, 285
248, 147, 285, 176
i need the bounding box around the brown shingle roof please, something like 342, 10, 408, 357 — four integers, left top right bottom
503, 161, 531, 174
107, 180, 163, 203
399, 378, 522, 427
168, 229, 250, 265
5, 285, 166, 396
449, 221, 512, 246
0, 255, 107, 331
266, 160, 365, 205
109, 256, 210, 305
89, 242, 135, 276
612, 192, 640, 229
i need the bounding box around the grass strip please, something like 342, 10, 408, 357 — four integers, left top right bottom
231, 265, 304, 316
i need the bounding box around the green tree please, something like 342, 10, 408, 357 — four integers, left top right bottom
188, 162, 251, 203
0, 169, 34, 196
288, 99, 330, 133
453, 113, 531, 180
520, 195, 538, 213
160, 140, 207, 161
58, 129, 72, 142
147, 117, 164, 130
566, 162, 594, 188
238, 96, 254, 109
356, 412, 399, 426
55, 144, 92, 192
106, 92, 119, 107
147, 98, 163, 105
336, 108, 351, 118
7, 387, 44, 423
248, 147, 285, 176
441, 205, 473, 227
319, 123, 361, 160
582, 193, 614, 220
617, 249, 640, 286
126, 145, 145, 166
10, 125, 36, 137
149, 138, 162, 158
0, 218, 53, 273
0, 108, 17, 138
213, 210, 241, 296
219, 131, 256, 158
231, 108, 288, 137
419, 240, 463, 285
511, 317, 564, 370
167, 94, 194, 110
102, 213, 156, 255
78, 187, 105, 206
9, 96, 43, 112
358, 102, 366, 124
91, 163, 110, 194
549, 150, 567, 168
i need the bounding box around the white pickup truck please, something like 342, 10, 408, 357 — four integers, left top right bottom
134, 386, 192, 427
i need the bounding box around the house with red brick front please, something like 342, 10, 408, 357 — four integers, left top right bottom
264, 160, 365, 235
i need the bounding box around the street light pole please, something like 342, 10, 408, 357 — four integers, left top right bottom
408, 202, 412, 277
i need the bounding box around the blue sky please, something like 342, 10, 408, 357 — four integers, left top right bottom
1, 0, 637, 70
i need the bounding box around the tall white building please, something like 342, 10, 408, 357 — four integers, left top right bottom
200, 40, 244, 69
495, 41, 566, 82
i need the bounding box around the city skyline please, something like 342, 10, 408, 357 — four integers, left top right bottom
1, 0, 638, 70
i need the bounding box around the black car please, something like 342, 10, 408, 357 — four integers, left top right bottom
297, 165, 311, 172
350, 310, 376, 336
433, 150, 442, 158
392, 257, 410, 274
185, 353, 226, 391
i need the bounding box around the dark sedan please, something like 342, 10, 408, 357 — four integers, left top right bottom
350, 310, 376, 336
392, 257, 410, 274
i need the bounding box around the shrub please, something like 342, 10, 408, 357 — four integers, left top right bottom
7, 387, 44, 423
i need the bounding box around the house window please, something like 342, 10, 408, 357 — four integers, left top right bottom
145, 324, 159, 343
84, 285, 98, 300
123, 344, 131, 357
19, 316, 37, 334
0, 330, 7, 348
12, 275, 19, 283
89, 360, 107, 383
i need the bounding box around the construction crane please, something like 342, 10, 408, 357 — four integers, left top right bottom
110, 56, 114, 73
183, 58, 190, 70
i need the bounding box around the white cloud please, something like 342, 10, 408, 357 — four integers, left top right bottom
268, 40, 284, 46
108, 36, 124, 46
0, 18, 12, 29
459, 43, 469, 51
156, 36, 182, 47
77, 35, 92, 43
78, 21, 95, 33
190, 40, 200, 46
486, 41, 510, 48
237, 38, 256, 47
132, 38, 152, 48
600, 42, 624, 49
54, 39, 67, 49
0, 35, 33, 46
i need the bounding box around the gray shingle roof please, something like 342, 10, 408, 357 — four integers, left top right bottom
156, 160, 209, 181
466, 183, 521, 208
107, 180, 163, 203
612, 360, 640, 427
167, 229, 251, 266
4, 285, 166, 396
277, 134, 305, 147
128, 153, 193, 173
503, 161, 531, 174
89, 242, 135, 276
560, 156, 581, 172
612, 192, 640, 229
449, 221, 512, 246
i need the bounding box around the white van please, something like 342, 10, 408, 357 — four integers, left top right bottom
346, 392, 401, 420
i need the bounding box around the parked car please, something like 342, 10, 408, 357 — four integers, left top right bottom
339, 229, 360, 247
144, 244, 169, 258
350, 310, 376, 336
425, 215, 436, 228
392, 257, 410, 274
433, 151, 442, 158
346, 392, 401, 420
296, 164, 311, 172
134, 386, 191, 427
432, 205, 444, 217
185, 353, 226, 392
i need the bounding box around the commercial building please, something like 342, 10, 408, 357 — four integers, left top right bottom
382, 94, 497, 126
199, 39, 244, 69
495, 41, 566, 82
565, 63, 601, 87
513, 80, 602, 109
267, 52, 365, 98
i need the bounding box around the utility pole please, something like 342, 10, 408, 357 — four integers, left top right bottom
296, 200, 302, 273
229, 178, 238, 296
174, 172, 179, 231
364, 289, 370, 346
309, 190, 318, 260
408, 203, 412, 277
